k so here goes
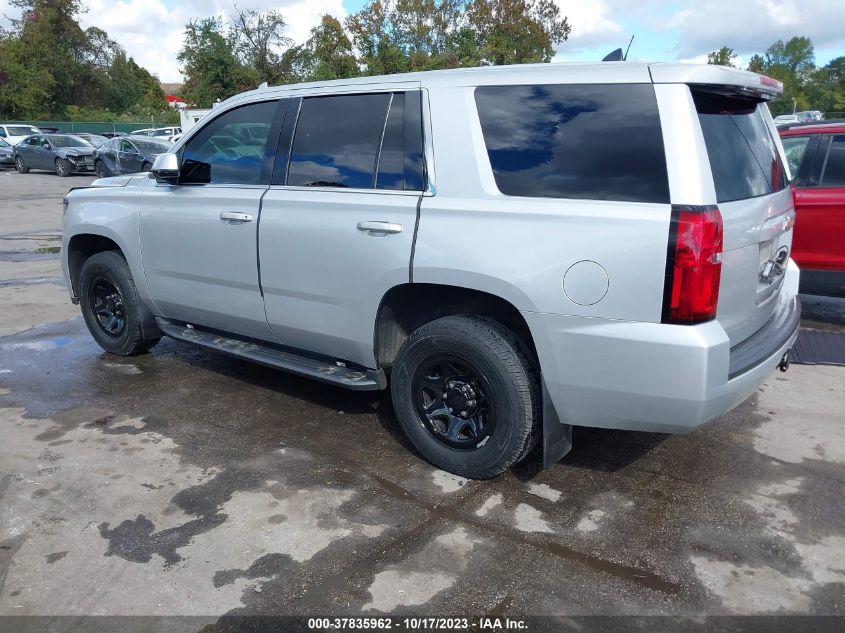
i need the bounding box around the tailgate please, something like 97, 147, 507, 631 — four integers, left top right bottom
691, 84, 794, 346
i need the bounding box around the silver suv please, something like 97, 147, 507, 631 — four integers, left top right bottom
62, 62, 801, 479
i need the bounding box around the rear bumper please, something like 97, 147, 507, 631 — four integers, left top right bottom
525, 289, 800, 434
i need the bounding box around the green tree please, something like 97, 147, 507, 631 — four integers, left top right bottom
230, 4, 291, 85
707, 46, 737, 67
178, 18, 251, 107
465, 0, 570, 65
303, 15, 359, 81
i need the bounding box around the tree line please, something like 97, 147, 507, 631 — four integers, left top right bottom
179, 0, 571, 108
0, 0, 175, 121
707, 38, 845, 116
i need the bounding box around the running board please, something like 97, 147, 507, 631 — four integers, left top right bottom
156, 319, 384, 391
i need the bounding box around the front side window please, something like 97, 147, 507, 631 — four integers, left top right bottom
781, 135, 810, 175
288, 93, 390, 188
181, 100, 278, 185
820, 136, 845, 187
475, 83, 670, 203
120, 140, 135, 153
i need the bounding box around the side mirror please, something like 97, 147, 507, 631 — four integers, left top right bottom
44, 143, 52, 150
150, 152, 179, 183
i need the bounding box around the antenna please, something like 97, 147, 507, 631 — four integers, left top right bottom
623, 35, 635, 61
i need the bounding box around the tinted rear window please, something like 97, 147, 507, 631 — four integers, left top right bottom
694, 91, 787, 202
288, 93, 390, 188
474, 84, 669, 203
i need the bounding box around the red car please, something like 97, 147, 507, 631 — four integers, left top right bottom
779, 122, 845, 297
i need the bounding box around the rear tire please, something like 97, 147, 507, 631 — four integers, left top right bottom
55, 158, 72, 177
79, 251, 160, 356
15, 156, 29, 174
390, 315, 540, 479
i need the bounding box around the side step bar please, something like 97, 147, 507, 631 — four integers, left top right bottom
156, 319, 385, 391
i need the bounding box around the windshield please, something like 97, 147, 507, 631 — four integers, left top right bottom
48, 135, 90, 148
0, 138, 9, 148
80, 135, 108, 146
134, 139, 171, 154
6, 126, 37, 136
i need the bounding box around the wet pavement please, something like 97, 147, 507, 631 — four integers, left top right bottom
1, 172, 844, 622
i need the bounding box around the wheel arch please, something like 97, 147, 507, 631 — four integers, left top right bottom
374, 283, 537, 370
67, 231, 161, 340
375, 282, 572, 471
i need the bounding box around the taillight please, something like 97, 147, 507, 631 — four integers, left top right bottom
662, 205, 723, 325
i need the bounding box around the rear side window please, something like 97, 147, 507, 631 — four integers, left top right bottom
694, 91, 787, 202
283, 91, 425, 190
820, 136, 845, 187
288, 93, 390, 188
474, 84, 669, 203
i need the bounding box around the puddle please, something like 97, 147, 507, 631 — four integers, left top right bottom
0, 276, 65, 288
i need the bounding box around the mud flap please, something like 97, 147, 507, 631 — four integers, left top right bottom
542, 379, 572, 468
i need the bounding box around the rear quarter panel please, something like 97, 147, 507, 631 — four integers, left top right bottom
413, 81, 671, 322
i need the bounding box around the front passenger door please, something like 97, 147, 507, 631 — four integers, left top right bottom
139, 99, 287, 340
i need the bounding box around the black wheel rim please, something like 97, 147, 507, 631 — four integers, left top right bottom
88, 276, 126, 337
412, 355, 495, 450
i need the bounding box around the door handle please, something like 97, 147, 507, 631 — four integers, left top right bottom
356, 221, 402, 234
220, 212, 254, 223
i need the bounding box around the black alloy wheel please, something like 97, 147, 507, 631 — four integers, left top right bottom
88, 276, 126, 337
412, 355, 496, 450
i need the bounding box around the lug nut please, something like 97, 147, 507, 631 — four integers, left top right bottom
460, 411, 467, 417
467, 400, 475, 407
448, 407, 453, 413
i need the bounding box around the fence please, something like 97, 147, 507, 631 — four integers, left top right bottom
4, 120, 172, 134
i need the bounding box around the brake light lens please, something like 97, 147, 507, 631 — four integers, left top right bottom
662, 205, 723, 325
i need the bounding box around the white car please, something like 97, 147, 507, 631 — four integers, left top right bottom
773, 114, 800, 125
130, 127, 182, 141
0, 124, 41, 145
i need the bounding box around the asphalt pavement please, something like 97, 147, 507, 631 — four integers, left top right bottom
1, 171, 843, 628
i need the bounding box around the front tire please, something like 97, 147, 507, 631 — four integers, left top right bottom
55, 158, 72, 177
15, 156, 29, 173
391, 315, 540, 479
141, 162, 152, 172
79, 251, 159, 356
95, 160, 107, 179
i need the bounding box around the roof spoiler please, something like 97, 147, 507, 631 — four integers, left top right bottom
649, 64, 783, 101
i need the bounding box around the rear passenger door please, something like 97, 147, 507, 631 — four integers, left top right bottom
259, 89, 426, 368
793, 134, 845, 273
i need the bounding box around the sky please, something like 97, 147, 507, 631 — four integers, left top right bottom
1, 0, 844, 83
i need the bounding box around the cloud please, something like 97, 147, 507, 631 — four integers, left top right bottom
2, 0, 346, 83
666, 0, 845, 58
555, 0, 624, 51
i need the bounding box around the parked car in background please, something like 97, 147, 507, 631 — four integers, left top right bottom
74, 133, 109, 147
795, 110, 824, 123
774, 114, 800, 125
0, 124, 41, 145
14, 134, 95, 176
130, 126, 182, 140
780, 123, 845, 297
0, 137, 15, 168
62, 63, 800, 478
93, 136, 172, 178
